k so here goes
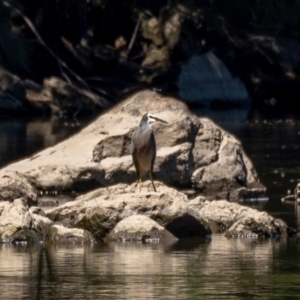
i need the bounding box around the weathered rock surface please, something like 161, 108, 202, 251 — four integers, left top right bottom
0, 178, 294, 242
0, 171, 41, 242
0, 90, 289, 242
45, 182, 293, 240
0, 172, 94, 243
0, 171, 37, 205
0, 197, 96, 244
105, 214, 177, 242
46, 182, 192, 239
188, 197, 295, 237
0, 90, 261, 198
0, 198, 53, 243
48, 224, 95, 244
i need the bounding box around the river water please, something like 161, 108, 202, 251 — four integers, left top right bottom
1, 236, 300, 299
1, 107, 300, 299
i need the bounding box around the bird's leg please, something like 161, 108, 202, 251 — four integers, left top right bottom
138, 167, 142, 192
139, 176, 142, 192
148, 170, 157, 192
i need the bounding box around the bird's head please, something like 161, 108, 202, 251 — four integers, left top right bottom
140, 113, 168, 127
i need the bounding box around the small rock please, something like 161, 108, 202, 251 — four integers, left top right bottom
0, 171, 37, 205
48, 224, 94, 244
105, 215, 177, 243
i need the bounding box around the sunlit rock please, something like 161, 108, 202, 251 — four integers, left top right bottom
46, 182, 192, 240
226, 215, 291, 238
105, 215, 177, 243
44, 182, 294, 240
188, 197, 295, 237
0, 171, 37, 205
48, 224, 94, 244
0, 90, 261, 198
0, 199, 38, 243
0, 181, 295, 242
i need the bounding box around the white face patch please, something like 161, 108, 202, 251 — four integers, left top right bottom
147, 113, 157, 124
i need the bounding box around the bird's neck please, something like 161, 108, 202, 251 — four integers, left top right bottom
140, 123, 152, 130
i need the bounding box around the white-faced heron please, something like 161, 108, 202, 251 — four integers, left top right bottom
131, 112, 168, 192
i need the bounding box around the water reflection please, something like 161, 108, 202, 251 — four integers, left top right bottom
1, 235, 299, 299
0, 119, 26, 167
0, 117, 89, 168
239, 198, 269, 211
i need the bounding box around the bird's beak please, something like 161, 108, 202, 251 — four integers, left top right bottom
152, 116, 168, 124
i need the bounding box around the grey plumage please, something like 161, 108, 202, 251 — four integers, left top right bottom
131, 113, 167, 192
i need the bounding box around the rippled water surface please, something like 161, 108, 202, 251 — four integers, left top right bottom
1, 235, 300, 299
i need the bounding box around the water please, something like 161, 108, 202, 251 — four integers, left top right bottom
1, 235, 300, 299
0, 117, 86, 168
1, 109, 300, 299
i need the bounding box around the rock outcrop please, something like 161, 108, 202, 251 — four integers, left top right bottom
0, 177, 294, 243
46, 182, 191, 239
45, 182, 294, 240
0, 90, 288, 244
0, 171, 37, 205
0, 90, 261, 199
188, 197, 293, 237
0, 171, 93, 243
0, 172, 38, 243
0, 198, 36, 243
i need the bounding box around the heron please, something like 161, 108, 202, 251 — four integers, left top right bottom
131, 113, 168, 192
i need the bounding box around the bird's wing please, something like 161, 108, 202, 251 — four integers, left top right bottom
131, 129, 140, 175
131, 127, 156, 173
150, 131, 156, 172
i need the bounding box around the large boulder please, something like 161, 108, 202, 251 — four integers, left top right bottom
0, 90, 261, 198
